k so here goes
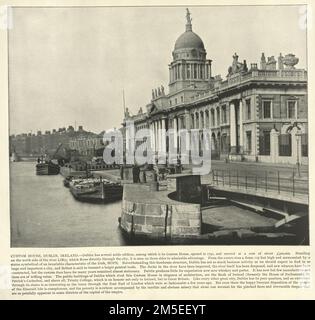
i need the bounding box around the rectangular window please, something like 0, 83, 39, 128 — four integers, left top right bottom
301, 133, 308, 157
279, 134, 292, 156
221, 105, 227, 124
194, 64, 197, 79
181, 117, 185, 129
259, 130, 271, 155
262, 100, 272, 119
287, 100, 297, 119
211, 110, 215, 126
221, 134, 229, 153
246, 131, 252, 154
216, 108, 220, 126
187, 65, 190, 79
246, 98, 251, 120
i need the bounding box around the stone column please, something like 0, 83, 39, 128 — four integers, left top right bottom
152, 121, 156, 153
291, 126, 302, 165
125, 124, 129, 153
156, 120, 159, 152
151, 122, 155, 153
173, 117, 178, 152
239, 100, 244, 153
161, 118, 166, 154
270, 129, 280, 163
230, 102, 237, 154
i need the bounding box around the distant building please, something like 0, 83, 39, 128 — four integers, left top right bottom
123, 9, 308, 165
10, 125, 96, 157
69, 134, 105, 156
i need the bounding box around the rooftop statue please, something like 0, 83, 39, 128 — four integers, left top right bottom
186, 8, 192, 24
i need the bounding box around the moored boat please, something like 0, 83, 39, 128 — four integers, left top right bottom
35, 143, 63, 175
36, 161, 60, 175
69, 177, 123, 203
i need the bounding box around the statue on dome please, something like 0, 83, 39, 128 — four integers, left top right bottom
161, 85, 165, 95
152, 89, 155, 99
158, 87, 161, 96
186, 8, 192, 25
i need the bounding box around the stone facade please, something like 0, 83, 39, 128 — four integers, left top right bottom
123, 10, 308, 165
69, 135, 104, 156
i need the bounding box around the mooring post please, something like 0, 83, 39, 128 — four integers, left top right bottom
245, 175, 247, 189
222, 171, 224, 186
265, 171, 268, 192
237, 171, 239, 188
255, 175, 257, 190
229, 170, 231, 187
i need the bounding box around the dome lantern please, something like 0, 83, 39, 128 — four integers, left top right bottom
168, 9, 212, 94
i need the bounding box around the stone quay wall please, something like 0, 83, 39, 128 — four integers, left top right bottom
120, 188, 201, 239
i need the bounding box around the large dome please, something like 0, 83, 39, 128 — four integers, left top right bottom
174, 30, 205, 51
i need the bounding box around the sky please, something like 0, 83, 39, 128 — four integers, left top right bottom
8, 5, 307, 135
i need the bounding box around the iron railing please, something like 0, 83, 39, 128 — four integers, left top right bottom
211, 169, 308, 197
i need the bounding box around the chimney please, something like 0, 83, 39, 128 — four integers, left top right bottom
260, 53, 266, 70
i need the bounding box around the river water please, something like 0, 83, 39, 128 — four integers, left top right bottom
10, 162, 126, 247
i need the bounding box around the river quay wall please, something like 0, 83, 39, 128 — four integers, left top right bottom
120, 184, 202, 240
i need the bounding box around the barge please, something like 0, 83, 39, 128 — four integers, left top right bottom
69, 177, 123, 204
36, 161, 60, 175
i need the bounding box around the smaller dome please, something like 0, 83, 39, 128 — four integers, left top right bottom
174, 31, 205, 51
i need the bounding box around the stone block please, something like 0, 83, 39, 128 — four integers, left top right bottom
141, 225, 153, 233
171, 204, 200, 214
133, 214, 145, 225
133, 224, 143, 232
151, 226, 165, 234
135, 203, 145, 215
122, 211, 133, 223
189, 219, 201, 227
145, 216, 166, 227
160, 204, 168, 215
125, 201, 136, 213
145, 204, 163, 216
172, 226, 200, 236
172, 219, 190, 227
121, 220, 132, 233
165, 226, 172, 236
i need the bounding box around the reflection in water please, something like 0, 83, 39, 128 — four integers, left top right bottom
10, 162, 126, 247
